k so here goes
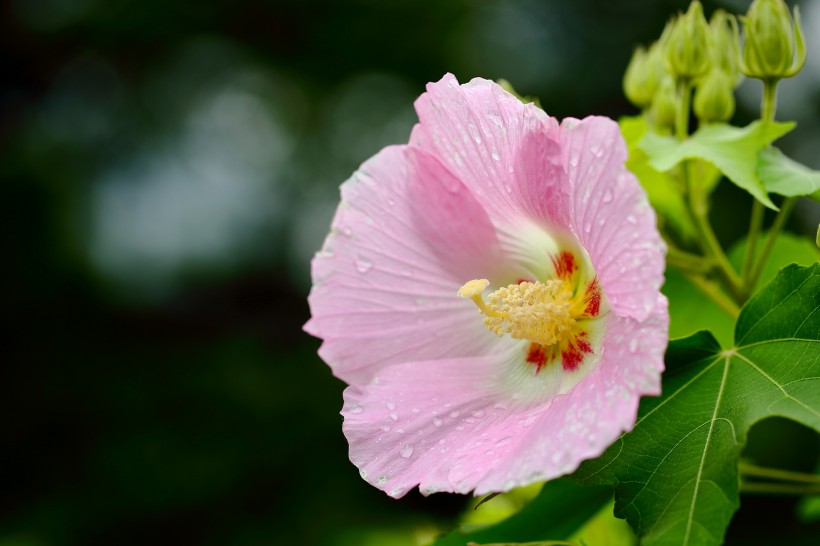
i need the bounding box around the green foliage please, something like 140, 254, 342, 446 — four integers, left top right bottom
571, 264, 820, 546
430, 480, 611, 546
663, 269, 734, 346
639, 121, 795, 209
619, 116, 697, 240
758, 147, 820, 198
728, 231, 820, 290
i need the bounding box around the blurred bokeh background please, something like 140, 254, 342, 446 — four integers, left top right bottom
3, 0, 820, 544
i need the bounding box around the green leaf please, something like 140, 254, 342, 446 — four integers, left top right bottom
758, 147, 820, 197
571, 264, 820, 546
663, 269, 734, 347
431, 480, 611, 546
639, 121, 795, 209
618, 116, 696, 240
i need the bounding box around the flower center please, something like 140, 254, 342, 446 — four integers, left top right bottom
459, 279, 581, 347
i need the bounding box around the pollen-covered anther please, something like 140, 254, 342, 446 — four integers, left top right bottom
460, 279, 581, 347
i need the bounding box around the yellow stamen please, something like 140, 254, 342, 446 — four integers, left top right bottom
458, 279, 583, 347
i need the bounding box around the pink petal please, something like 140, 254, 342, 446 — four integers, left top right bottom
342, 341, 560, 498
467, 297, 669, 495
412, 74, 567, 228
343, 298, 667, 498
560, 116, 666, 321
306, 145, 507, 384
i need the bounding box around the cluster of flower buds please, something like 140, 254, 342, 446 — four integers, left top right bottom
624, 0, 805, 126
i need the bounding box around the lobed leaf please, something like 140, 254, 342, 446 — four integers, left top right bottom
571, 264, 820, 546
640, 121, 795, 210
758, 147, 820, 198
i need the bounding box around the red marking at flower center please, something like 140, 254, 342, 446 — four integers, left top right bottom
551, 251, 578, 281
526, 343, 547, 373
561, 333, 594, 372
584, 278, 602, 317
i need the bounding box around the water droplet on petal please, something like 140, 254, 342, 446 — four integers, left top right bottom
602, 189, 613, 203
629, 339, 639, 353
432, 417, 443, 428
491, 151, 500, 161
449, 410, 460, 418
359, 469, 368, 479
348, 403, 363, 414
626, 214, 637, 224
471, 410, 485, 418
355, 256, 373, 273
386, 402, 396, 410
378, 475, 388, 485
389, 413, 399, 421
381, 425, 391, 432
399, 444, 414, 458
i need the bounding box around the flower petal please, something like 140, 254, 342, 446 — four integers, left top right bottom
306, 145, 506, 384
560, 116, 666, 321
463, 296, 669, 495
342, 341, 564, 498
342, 297, 668, 498
412, 74, 567, 227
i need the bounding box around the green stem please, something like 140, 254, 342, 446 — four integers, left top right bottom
748, 197, 797, 290
683, 273, 740, 319
674, 79, 744, 302
761, 79, 779, 122
675, 80, 691, 141
740, 462, 820, 485
740, 482, 820, 496
741, 201, 765, 282
741, 79, 779, 295
667, 246, 713, 275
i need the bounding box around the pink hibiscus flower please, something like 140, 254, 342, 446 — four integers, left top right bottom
305, 74, 668, 498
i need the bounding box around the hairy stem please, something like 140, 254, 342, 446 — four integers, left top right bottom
741, 201, 765, 283
740, 482, 820, 496
674, 79, 744, 302
748, 197, 797, 290
683, 273, 740, 319
740, 462, 820, 485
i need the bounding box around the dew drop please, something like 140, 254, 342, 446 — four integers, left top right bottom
474, 135, 482, 144
399, 444, 414, 458
355, 256, 373, 273
378, 475, 388, 485
471, 410, 485, 418
626, 214, 637, 224
602, 189, 613, 203
411, 408, 421, 414
359, 469, 368, 479
386, 402, 396, 410
396, 428, 405, 434
348, 403, 363, 414
449, 410, 460, 418
491, 151, 500, 161
629, 338, 639, 353
432, 417, 443, 428
389, 412, 399, 421
381, 425, 391, 432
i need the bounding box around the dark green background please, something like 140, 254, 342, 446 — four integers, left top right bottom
3, 0, 819, 544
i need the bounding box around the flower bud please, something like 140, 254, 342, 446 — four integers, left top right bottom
694, 70, 735, 123
650, 76, 678, 131
624, 43, 664, 109
664, 1, 712, 81
741, 0, 806, 80
710, 10, 742, 85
